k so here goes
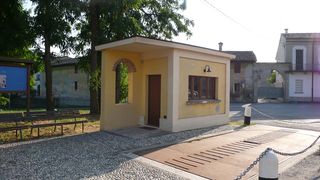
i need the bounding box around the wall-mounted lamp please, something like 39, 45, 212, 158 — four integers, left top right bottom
204, 65, 212, 73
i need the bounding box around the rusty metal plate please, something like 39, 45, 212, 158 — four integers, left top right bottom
133, 128, 303, 180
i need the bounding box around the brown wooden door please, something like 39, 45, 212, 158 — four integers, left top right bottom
148, 75, 161, 127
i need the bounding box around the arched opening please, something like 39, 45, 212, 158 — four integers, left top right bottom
115, 63, 129, 104
112, 58, 136, 72
268, 70, 284, 88
258, 69, 284, 103
113, 58, 136, 104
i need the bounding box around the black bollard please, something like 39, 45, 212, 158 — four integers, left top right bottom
244, 106, 251, 125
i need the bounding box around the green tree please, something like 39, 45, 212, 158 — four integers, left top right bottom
0, 0, 37, 106
115, 63, 129, 103
267, 71, 276, 84
0, 0, 35, 58
31, 0, 80, 111
75, 0, 194, 114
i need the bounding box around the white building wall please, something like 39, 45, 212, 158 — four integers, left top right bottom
314, 73, 320, 97
276, 36, 286, 62
273, 71, 283, 87
289, 73, 312, 97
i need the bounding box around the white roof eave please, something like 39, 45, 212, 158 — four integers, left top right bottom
95, 37, 236, 59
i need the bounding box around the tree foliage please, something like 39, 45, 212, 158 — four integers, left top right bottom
119, 63, 129, 103
0, 0, 35, 58
31, 0, 80, 111
267, 71, 276, 84
75, 0, 194, 114
0, 0, 38, 106
115, 63, 129, 103
0, 95, 9, 106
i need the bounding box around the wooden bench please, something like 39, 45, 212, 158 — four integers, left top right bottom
24, 110, 88, 138
0, 113, 29, 139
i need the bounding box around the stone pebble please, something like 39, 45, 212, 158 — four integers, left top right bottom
0, 124, 237, 180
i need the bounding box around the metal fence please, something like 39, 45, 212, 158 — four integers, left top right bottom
258, 87, 283, 98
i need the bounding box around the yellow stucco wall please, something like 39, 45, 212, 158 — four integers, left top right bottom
100, 50, 142, 130
179, 57, 226, 119
140, 58, 168, 123
99, 47, 229, 132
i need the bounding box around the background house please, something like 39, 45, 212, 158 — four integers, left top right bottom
39, 56, 90, 107
218, 43, 257, 102
276, 30, 320, 102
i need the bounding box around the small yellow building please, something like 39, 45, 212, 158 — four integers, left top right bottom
96, 36, 235, 132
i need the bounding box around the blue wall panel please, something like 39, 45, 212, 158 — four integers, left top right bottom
0, 66, 27, 91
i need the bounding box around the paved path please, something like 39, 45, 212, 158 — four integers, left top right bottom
230, 102, 320, 132
131, 125, 319, 180
230, 102, 320, 179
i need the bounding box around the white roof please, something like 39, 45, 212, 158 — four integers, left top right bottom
95, 36, 235, 59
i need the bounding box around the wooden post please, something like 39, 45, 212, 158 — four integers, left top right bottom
0, 57, 34, 111
27, 64, 30, 112
244, 106, 251, 125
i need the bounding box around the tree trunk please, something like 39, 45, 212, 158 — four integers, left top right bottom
44, 0, 54, 111
89, 0, 99, 115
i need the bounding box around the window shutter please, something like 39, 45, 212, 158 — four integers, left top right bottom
296, 50, 303, 71
234, 62, 241, 73
295, 79, 303, 93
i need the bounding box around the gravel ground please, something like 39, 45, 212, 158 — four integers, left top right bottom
0, 124, 237, 180
279, 152, 320, 180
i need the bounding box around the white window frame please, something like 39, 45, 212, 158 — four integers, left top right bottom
292, 46, 307, 71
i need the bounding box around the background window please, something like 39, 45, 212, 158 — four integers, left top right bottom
296, 50, 303, 71
75, 81, 78, 90
189, 76, 215, 100
295, 79, 303, 93
37, 85, 40, 96
234, 83, 240, 93
234, 62, 241, 73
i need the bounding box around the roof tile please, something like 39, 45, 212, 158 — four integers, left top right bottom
223, 51, 257, 61
282, 33, 320, 38
51, 57, 79, 66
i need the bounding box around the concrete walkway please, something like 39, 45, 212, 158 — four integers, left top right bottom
125, 125, 320, 180
106, 125, 171, 139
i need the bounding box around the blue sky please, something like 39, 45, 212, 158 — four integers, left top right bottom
173, 0, 320, 62
24, 0, 320, 62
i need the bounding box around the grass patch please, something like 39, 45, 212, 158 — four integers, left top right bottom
0, 110, 99, 144
0, 109, 90, 115
229, 121, 255, 127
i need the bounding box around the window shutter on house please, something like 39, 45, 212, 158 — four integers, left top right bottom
296, 50, 303, 71
295, 79, 303, 93
234, 62, 241, 73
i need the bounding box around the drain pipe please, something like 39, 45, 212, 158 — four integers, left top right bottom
312, 40, 314, 102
